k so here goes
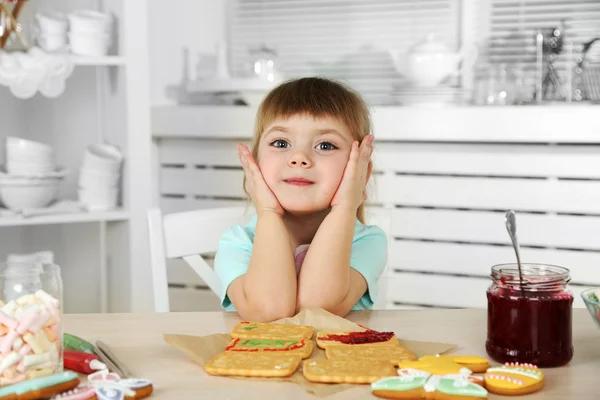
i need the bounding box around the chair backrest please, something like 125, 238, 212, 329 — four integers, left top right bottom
364, 206, 392, 310
147, 206, 251, 312
147, 205, 392, 312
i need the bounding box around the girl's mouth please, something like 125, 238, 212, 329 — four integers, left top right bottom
284, 178, 314, 186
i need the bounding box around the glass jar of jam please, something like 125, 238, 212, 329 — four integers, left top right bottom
486, 263, 573, 367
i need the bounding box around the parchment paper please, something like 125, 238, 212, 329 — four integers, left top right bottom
164, 308, 457, 397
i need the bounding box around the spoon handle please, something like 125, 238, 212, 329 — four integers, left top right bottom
505, 210, 525, 297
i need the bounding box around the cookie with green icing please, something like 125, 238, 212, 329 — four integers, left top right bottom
225, 338, 314, 358
372, 373, 488, 399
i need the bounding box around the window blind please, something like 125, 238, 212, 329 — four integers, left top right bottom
228, 0, 461, 105
478, 0, 600, 69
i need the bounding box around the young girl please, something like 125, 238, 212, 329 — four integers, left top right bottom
214, 77, 387, 322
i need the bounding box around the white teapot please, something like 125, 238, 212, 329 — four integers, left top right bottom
390, 34, 477, 87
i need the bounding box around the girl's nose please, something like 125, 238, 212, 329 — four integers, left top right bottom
288, 152, 312, 168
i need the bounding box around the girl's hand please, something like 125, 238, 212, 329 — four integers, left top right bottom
330, 135, 374, 212
237, 144, 284, 216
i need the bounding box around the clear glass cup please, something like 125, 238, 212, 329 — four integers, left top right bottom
486, 263, 573, 367
0, 262, 63, 386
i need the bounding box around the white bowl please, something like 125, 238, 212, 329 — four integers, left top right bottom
68, 32, 111, 57
0, 179, 59, 210
68, 10, 112, 34
6, 161, 56, 175
36, 12, 68, 35
78, 167, 119, 188
78, 187, 118, 211
6, 137, 53, 157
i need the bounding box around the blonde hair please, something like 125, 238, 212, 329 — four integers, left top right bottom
245, 77, 373, 223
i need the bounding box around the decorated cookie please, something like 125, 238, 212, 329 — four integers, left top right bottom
326, 344, 416, 364
0, 371, 79, 400
316, 330, 398, 349
397, 356, 471, 376
52, 370, 154, 400
302, 359, 397, 384
205, 352, 302, 377
420, 355, 489, 374
230, 322, 314, 340
372, 372, 488, 399
484, 362, 544, 396
225, 338, 314, 359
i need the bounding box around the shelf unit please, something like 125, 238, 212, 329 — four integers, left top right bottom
0, 0, 153, 314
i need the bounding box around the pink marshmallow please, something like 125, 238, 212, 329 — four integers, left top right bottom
15, 359, 25, 373
16, 309, 40, 335
45, 302, 58, 318
28, 310, 50, 333
17, 344, 31, 357
0, 330, 19, 355
0, 310, 18, 330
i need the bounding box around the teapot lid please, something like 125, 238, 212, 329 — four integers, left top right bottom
409, 33, 452, 54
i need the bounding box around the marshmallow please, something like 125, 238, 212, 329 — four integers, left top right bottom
23, 352, 50, 367
23, 333, 43, 355
43, 326, 57, 343
0, 310, 18, 330
28, 310, 50, 334
0, 330, 20, 355
17, 344, 31, 357
16, 309, 40, 335
1, 301, 17, 318
26, 366, 54, 379
16, 295, 36, 306
35, 330, 52, 353
0, 351, 21, 373
12, 337, 23, 351
35, 290, 58, 307
2, 367, 14, 379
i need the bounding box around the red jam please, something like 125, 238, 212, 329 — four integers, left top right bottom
486, 264, 573, 367
320, 330, 394, 344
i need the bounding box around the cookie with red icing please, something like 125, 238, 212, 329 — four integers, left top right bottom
316, 330, 398, 349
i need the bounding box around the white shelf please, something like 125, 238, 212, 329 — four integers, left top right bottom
69, 55, 126, 66
0, 209, 130, 227
152, 104, 600, 143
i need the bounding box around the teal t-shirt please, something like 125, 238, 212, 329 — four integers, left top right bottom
213, 214, 388, 311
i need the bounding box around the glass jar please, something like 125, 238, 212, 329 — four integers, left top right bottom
486, 263, 573, 367
0, 262, 63, 386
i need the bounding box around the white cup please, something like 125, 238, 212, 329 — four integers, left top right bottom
68, 10, 112, 34
36, 12, 68, 35
78, 167, 119, 188
81, 144, 122, 174
37, 33, 68, 52
78, 187, 118, 211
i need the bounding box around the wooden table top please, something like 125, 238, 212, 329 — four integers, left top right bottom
63, 309, 600, 399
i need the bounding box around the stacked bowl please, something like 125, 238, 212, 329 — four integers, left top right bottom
78, 144, 122, 211
68, 10, 113, 57
1, 137, 67, 210
35, 11, 69, 52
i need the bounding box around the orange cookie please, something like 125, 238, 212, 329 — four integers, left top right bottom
420, 355, 489, 373
484, 362, 544, 396
225, 338, 314, 359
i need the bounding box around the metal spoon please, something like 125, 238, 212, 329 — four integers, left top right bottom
505, 210, 525, 297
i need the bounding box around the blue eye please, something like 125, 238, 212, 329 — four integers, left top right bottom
317, 142, 337, 151
270, 139, 289, 148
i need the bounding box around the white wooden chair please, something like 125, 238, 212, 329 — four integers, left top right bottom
147, 206, 251, 312
147, 205, 392, 312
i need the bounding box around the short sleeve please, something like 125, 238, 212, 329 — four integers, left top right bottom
349, 223, 388, 310
213, 225, 254, 311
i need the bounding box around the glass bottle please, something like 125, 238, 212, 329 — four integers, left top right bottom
486, 263, 573, 367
